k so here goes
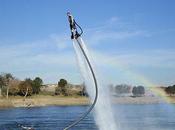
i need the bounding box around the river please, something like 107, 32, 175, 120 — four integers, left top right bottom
0, 104, 175, 130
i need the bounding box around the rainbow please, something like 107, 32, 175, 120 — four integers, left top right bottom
102, 55, 173, 103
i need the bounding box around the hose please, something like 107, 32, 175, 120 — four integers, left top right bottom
63, 37, 98, 130
74, 21, 83, 36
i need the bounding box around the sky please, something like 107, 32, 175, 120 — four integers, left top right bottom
0, 0, 175, 86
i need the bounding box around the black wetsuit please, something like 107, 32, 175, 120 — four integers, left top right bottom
68, 15, 79, 39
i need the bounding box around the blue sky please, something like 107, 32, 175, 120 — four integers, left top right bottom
0, 0, 175, 86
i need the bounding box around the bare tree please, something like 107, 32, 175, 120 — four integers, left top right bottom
0, 73, 14, 99
24, 87, 29, 101
8, 79, 20, 96
19, 78, 33, 101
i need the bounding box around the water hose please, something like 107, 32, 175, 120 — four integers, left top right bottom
63, 38, 98, 130
64, 13, 98, 130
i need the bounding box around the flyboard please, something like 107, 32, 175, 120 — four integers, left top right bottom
63, 12, 98, 130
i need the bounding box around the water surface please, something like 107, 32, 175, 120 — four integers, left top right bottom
0, 104, 175, 130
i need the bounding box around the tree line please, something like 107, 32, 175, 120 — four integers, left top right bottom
0, 73, 43, 99
0, 73, 87, 98
1, 73, 175, 98
112, 84, 175, 97
55, 79, 87, 96
112, 84, 145, 97
165, 85, 175, 96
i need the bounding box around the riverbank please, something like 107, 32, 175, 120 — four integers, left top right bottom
0, 95, 90, 108
0, 96, 175, 108
112, 96, 175, 104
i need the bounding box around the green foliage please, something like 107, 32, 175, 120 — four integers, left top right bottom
0, 73, 14, 98
81, 85, 88, 96
58, 79, 67, 87
132, 86, 145, 97
115, 84, 131, 94
165, 85, 175, 96
0, 75, 4, 88
55, 86, 62, 95
138, 86, 145, 95
76, 88, 87, 96
132, 86, 137, 96
55, 79, 68, 96
78, 84, 88, 96
32, 77, 43, 94
0, 73, 14, 87
1, 87, 7, 96
0, 74, 44, 96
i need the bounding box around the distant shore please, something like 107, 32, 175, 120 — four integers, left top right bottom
0, 96, 175, 109
112, 96, 175, 104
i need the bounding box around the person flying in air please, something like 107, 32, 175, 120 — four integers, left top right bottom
67, 12, 80, 39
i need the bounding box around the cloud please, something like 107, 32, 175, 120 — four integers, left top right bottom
107, 16, 120, 24
49, 33, 71, 50
1, 35, 174, 84
91, 49, 175, 69
80, 16, 174, 70
0, 34, 79, 83
87, 49, 175, 85
84, 16, 149, 45
0, 16, 174, 85
86, 30, 146, 45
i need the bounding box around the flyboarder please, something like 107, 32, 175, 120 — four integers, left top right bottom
67, 12, 82, 39
64, 12, 98, 130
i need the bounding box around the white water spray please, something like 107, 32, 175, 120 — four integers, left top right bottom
73, 37, 118, 130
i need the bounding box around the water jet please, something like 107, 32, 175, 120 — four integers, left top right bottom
63, 12, 98, 130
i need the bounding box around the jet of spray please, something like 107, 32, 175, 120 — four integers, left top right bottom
73, 37, 118, 130
66, 12, 118, 130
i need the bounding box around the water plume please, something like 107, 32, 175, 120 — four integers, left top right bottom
73, 37, 118, 130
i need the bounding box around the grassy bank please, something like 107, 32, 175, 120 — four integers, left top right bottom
1, 95, 175, 109
0, 95, 90, 108
0, 99, 13, 108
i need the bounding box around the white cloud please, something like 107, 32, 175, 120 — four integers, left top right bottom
84, 16, 149, 45
86, 49, 175, 86
0, 16, 174, 85
107, 16, 120, 24
86, 30, 146, 45
91, 49, 175, 69
0, 34, 79, 83
1, 36, 174, 84
49, 33, 71, 50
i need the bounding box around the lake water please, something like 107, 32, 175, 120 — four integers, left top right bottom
0, 104, 175, 130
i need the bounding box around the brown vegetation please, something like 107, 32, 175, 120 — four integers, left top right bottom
0, 95, 90, 108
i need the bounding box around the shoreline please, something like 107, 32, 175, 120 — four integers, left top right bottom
111, 96, 174, 104
0, 96, 90, 109
0, 95, 175, 109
